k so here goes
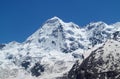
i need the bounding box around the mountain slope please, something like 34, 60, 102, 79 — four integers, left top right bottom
68, 39, 120, 79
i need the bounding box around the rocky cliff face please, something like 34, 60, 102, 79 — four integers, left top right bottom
68, 38, 120, 79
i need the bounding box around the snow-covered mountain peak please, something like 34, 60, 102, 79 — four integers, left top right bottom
48, 16, 62, 21
25, 17, 86, 53
86, 21, 108, 30
111, 22, 120, 26
111, 22, 120, 31
45, 16, 65, 25
44, 16, 80, 29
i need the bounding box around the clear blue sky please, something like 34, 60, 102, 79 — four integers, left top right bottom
0, 0, 120, 43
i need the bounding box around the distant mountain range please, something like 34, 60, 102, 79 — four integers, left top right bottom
0, 17, 120, 79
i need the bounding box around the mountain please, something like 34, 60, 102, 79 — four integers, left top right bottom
67, 30, 120, 79
25, 17, 87, 53
68, 39, 120, 79
0, 17, 120, 79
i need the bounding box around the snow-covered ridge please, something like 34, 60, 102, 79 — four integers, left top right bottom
0, 17, 120, 79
